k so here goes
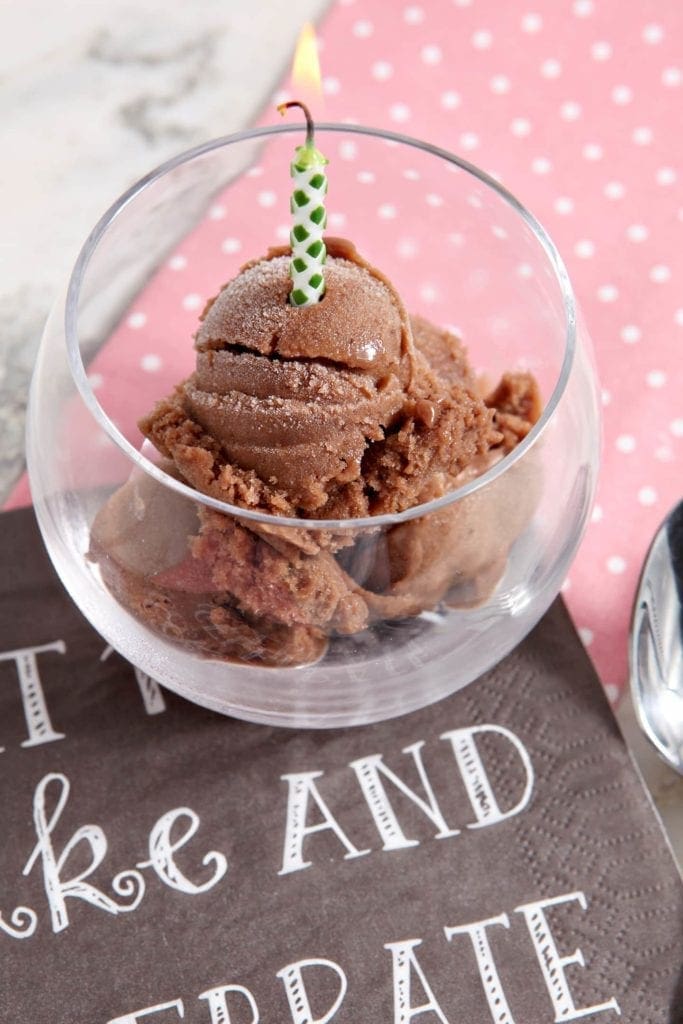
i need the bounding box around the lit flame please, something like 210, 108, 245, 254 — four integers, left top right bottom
291, 23, 323, 107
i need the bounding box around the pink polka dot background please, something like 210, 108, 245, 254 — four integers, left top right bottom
9, 0, 682, 703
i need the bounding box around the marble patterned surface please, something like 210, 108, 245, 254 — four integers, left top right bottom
1, 0, 680, 870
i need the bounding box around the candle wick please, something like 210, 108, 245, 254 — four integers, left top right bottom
277, 100, 315, 147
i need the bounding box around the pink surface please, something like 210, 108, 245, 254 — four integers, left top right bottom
12, 0, 683, 703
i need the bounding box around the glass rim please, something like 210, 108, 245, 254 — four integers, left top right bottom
64, 121, 577, 531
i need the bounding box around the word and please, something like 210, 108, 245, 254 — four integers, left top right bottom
1, 722, 533, 939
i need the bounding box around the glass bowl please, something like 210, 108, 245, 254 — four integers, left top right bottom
26, 124, 600, 727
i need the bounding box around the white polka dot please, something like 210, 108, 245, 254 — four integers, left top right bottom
339, 141, 357, 160
372, 60, 393, 80
517, 262, 533, 278
421, 44, 442, 64
611, 84, 633, 105
378, 203, 397, 219
257, 190, 276, 207
357, 170, 375, 184
650, 264, 671, 284
604, 181, 626, 199
491, 225, 508, 239
208, 204, 226, 220
471, 29, 492, 49
168, 254, 187, 271
275, 224, 290, 242
449, 232, 465, 247
88, 372, 104, 390
656, 166, 677, 186
353, 18, 374, 37
591, 504, 603, 523
510, 117, 532, 137
540, 58, 562, 78
574, 239, 595, 258
579, 627, 594, 646
670, 418, 683, 437
621, 324, 641, 343
632, 126, 653, 145
425, 193, 444, 207
656, 445, 675, 461
627, 223, 649, 242
390, 102, 411, 123
521, 12, 542, 32
554, 196, 574, 215
127, 312, 147, 329
221, 237, 242, 255
646, 369, 667, 387
560, 101, 582, 121
616, 434, 636, 453
403, 168, 421, 181
397, 238, 418, 258
601, 389, 612, 406
454, 0, 472, 5
561, 577, 572, 592
605, 683, 620, 705
490, 74, 511, 94
323, 76, 341, 95
607, 555, 627, 574
246, 164, 264, 178
638, 486, 658, 506
419, 283, 438, 302
591, 40, 612, 61
460, 131, 480, 150
328, 212, 347, 228
573, 0, 593, 16
662, 66, 682, 87
598, 284, 619, 303
182, 293, 202, 311
532, 156, 552, 174
141, 354, 162, 372
582, 143, 603, 160
403, 5, 424, 24
441, 90, 462, 109
642, 23, 664, 44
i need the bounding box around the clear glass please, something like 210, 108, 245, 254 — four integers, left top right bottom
26, 124, 600, 727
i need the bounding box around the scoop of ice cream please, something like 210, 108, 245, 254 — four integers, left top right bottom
92, 238, 542, 669
169, 239, 412, 511
141, 239, 498, 518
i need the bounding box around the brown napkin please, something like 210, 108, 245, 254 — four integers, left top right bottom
1, 507, 682, 1023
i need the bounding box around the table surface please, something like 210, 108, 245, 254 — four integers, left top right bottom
1, 0, 681, 870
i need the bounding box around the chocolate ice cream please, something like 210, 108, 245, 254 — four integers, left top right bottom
91, 239, 541, 666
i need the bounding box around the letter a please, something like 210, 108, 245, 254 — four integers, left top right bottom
279, 772, 370, 875
384, 939, 450, 1023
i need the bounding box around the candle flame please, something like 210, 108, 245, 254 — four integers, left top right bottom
291, 23, 323, 106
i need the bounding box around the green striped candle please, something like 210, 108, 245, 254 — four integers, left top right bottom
277, 101, 328, 306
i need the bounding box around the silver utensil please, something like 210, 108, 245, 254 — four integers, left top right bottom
630, 499, 683, 774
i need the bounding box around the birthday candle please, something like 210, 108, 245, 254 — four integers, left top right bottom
277, 100, 328, 307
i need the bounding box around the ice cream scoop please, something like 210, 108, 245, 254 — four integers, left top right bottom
92, 238, 542, 667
